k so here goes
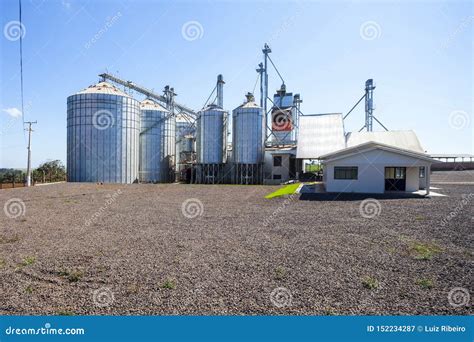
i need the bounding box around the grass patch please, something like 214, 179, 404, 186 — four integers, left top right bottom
265, 183, 300, 199
20, 256, 36, 267
59, 269, 84, 282
305, 164, 322, 172
126, 284, 139, 294
0, 258, 5, 268
25, 285, 34, 294
362, 276, 379, 290
162, 279, 176, 290
416, 278, 434, 289
410, 242, 442, 260
274, 266, 286, 280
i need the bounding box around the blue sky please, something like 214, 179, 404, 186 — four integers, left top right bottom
1, 0, 472, 168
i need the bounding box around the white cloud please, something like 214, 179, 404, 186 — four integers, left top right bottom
62, 0, 72, 9
2, 107, 22, 118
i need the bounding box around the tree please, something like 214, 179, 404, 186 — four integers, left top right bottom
0, 169, 25, 186
35, 160, 66, 183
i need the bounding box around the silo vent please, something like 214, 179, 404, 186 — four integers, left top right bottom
245, 92, 255, 103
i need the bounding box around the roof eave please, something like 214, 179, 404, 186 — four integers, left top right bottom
320, 143, 436, 163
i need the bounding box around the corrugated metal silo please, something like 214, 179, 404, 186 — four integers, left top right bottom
67, 81, 140, 183
139, 99, 169, 183
195, 104, 227, 183
232, 93, 264, 184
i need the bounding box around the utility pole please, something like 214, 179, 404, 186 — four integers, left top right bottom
25, 121, 37, 187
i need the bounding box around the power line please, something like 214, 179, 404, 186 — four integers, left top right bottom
19, 0, 27, 145
19, 0, 25, 123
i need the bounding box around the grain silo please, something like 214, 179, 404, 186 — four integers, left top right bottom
232, 93, 264, 184
194, 104, 227, 184
67, 81, 140, 183
139, 99, 169, 183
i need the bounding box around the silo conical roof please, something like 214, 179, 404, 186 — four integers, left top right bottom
140, 99, 169, 112
236, 93, 260, 109
75, 81, 132, 97
201, 103, 225, 112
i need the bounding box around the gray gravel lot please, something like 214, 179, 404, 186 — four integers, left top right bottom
0, 171, 472, 315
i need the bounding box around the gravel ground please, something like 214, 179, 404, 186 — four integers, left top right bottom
0, 171, 472, 315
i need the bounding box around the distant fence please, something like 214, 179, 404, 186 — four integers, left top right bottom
0, 182, 27, 189
432, 162, 474, 171
0, 180, 64, 190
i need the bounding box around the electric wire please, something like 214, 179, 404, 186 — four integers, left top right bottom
19, 0, 27, 145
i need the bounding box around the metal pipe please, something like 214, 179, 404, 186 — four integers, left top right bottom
343, 93, 366, 120
256, 63, 264, 109
373, 115, 389, 131
365, 79, 375, 131
217, 74, 224, 108
267, 54, 285, 85
293, 94, 302, 142
263, 44, 271, 140
99, 72, 197, 118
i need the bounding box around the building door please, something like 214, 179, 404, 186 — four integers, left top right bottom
289, 157, 296, 179
384, 167, 406, 191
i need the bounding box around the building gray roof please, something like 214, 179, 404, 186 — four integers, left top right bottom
346, 130, 424, 153
319, 141, 435, 163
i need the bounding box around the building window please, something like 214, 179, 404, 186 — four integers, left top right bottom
273, 174, 282, 180
273, 156, 282, 167
334, 166, 358, 180
395, 167, 406, 179
385, 167, 406, 179
419, 166, 425, 178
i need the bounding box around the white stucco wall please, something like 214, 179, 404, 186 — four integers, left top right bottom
263, 151, 291, 184
324, 163, 385, 193
323, 149, 430, 194
406, 167, 419, 192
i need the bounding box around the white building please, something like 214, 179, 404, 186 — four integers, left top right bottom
320, 141, 435, 194
296, 118, 435, 194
